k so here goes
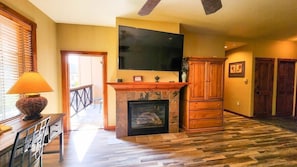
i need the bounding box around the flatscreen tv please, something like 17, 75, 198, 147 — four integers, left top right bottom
118, 26, 184, 71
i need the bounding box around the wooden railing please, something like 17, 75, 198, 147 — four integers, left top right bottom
70, 84, 93, 116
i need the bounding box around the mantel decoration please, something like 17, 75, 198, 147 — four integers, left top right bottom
133, 76, 143, 82
181, 58, 188, 82
7, 71, 53, 121
154, 75, 160, 82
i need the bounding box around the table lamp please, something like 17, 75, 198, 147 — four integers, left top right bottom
7, 71, 53, 121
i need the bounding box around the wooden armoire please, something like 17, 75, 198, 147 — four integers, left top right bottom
180, 57, 225, 132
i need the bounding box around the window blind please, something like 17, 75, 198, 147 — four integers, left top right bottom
0, 3, 36, 121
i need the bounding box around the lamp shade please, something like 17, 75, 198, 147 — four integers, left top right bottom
7, 71, 53, 120
7, 71, 53, 94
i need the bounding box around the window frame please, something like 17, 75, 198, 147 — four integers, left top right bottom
0, 2, 37, 122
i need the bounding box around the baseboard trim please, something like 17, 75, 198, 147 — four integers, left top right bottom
224, 109, 253, 118
104, 125, 115, 131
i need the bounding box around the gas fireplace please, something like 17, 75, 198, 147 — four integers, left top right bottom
128, 100, 169, 136
107, 82, 187, 138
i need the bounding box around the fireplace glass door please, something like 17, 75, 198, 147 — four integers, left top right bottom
128, 100, 169, 136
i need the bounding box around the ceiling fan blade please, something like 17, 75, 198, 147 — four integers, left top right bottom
138, 0, 161, 16
201, 0, 222, 15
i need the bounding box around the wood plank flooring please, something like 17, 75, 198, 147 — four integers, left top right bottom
43, 112, 297, 167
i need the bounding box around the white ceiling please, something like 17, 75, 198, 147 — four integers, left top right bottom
28, 0, 297, 42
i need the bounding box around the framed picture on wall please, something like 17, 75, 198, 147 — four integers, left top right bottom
229, 61, 245, 77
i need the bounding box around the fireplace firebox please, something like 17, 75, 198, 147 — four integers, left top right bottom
128, 100, 169, 136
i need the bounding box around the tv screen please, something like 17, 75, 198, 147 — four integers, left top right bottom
118, 26, 184, 71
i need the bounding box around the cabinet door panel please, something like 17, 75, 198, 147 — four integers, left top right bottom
207, 61, 224, 99
188, 61, 206, 100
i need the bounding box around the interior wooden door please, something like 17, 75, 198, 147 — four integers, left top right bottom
276, 59, 296, 117
253, 58, 274, 117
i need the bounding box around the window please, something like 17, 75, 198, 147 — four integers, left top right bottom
0, 3, 36, 121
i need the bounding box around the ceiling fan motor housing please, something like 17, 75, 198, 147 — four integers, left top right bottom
201, 0, 222, 15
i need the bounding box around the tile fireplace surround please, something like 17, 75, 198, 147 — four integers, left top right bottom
108, 82, 187, 138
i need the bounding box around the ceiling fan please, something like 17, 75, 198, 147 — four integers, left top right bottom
138, 0, 222, 16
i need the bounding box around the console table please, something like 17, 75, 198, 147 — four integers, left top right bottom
0, 113, 64, 165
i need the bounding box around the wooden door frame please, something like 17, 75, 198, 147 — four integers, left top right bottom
61, 50, 108, 131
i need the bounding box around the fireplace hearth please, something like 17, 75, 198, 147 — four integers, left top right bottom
107, 82, 187, 138
128, 100, 169, 136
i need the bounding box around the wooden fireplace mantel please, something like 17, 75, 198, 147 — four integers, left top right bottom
107, 82, 188, 91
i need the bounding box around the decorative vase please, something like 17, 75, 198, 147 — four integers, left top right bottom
181, 72, 187, 82
155, 76, 160, 82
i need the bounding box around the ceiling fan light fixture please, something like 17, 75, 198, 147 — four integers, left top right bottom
138, 0, 161, 16
201, 0, 222, 15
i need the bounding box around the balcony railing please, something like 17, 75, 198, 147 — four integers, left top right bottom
70, 84, 93, 116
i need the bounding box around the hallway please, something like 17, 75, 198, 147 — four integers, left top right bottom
43, 111, 297, 166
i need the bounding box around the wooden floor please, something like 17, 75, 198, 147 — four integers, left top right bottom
43, 112, 297, 167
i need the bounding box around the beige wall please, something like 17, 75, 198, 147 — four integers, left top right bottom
224, 45, 253, 117
181, 28, 225, 58
1, 0, 60, 114
59, 18, 226, 126
253, 40, 297, 116
0, 0, 229, 127
253, 40, 297, 59
78, 56, 103, 100
224, 40, 297, 117
91, 57, 103, 100
57, 24, 117, 125
79, 56, 93, 85
7, 0, 297, 126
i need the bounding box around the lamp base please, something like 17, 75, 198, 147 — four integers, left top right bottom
22, 114, 42, 121
16, 94, 48, 121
